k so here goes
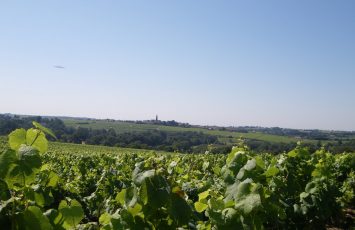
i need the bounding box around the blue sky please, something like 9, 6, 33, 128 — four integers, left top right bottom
0, 1, 354, 130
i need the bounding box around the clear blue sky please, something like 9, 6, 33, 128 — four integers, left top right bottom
0, 1, 354, 130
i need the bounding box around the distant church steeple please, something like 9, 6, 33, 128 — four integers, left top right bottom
156, 115, 158, 121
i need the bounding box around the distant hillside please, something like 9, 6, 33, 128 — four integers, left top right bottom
62, 117, 355, 142
1, 113, 355, 154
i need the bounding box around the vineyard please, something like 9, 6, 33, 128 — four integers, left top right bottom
0, 123, 354, 229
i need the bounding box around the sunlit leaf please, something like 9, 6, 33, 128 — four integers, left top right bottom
58, 199, 84, 229
33, 121, 57, 139
8, 128, 26, 151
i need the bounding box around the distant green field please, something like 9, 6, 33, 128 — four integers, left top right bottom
0, 135, 172, 155
63, 119, 304, 144
48, 140, 172, 155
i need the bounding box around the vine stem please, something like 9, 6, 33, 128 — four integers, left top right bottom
29, 130, 41, 146
11, 191, 16, 230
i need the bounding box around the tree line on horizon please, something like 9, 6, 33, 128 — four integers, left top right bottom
0, 114, 355, 154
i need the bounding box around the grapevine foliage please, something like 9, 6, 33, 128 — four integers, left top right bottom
0, 123, 84, 230
0, 124, 354, 229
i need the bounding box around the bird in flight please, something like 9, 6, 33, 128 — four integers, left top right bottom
53, 65, 65, 69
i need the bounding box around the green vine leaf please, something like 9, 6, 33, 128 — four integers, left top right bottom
26, 128, 48, 153
58, 199, 84, 229
8, 128, 26, 151
33, 121, 57, 139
